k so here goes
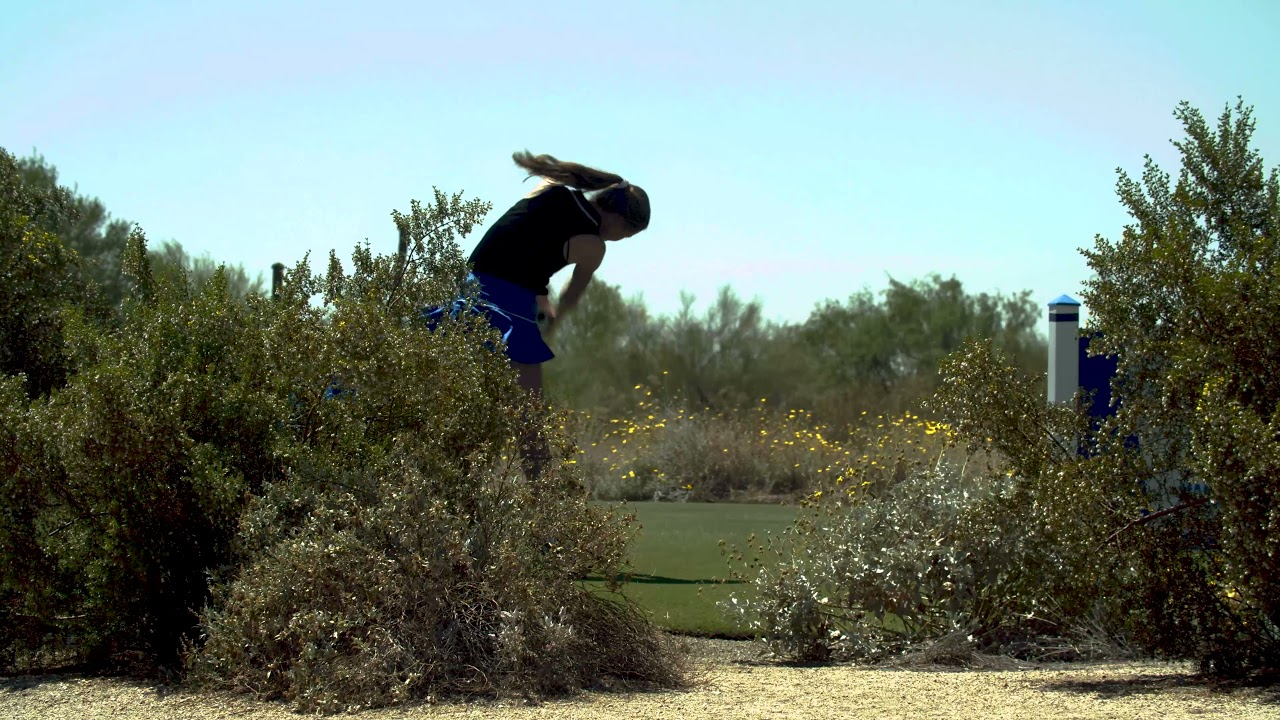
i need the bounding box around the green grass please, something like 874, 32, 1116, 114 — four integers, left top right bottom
587, 501, 798, 638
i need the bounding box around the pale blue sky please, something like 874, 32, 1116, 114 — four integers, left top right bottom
3, 0, 1277, 325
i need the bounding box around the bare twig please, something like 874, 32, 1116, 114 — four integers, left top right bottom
44, 515, 107, 538
1098, 497, 1211, 549
384, 216, 465, 312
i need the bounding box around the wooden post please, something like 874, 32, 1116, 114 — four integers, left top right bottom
397, 225, 410, 267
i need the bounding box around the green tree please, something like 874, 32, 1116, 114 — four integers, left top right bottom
150, 239, 265, 299
16, 151, 265, 305
799, 274, 1045, 421
543, 278, 659, 414
546, 273, 1044, 429
16, 152, 133, 307
548, 282, 810, 418
0, 148, 111, 398
649, 286, 782, 409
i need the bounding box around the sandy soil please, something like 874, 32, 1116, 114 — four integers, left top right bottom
4, 639, 1278, 719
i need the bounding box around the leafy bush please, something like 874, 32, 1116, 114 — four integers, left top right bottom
727, 98, 1280, 677
0, 222, 274, 670
184, 196, 684, 710
1, 147, 120, 668
721, 409, 1042, 663
1075, 97, 1280, 675
1, 186, 685, 708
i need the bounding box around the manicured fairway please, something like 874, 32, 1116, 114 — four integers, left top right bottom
588, 501, 798, 637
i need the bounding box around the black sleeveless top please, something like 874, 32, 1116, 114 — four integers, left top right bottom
468, 184, 602, 295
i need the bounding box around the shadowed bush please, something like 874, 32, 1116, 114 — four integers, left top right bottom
0, 181, 686, 709
175, 195, 686, 711
187, 440, 683, 712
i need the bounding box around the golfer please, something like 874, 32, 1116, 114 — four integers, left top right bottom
425, 151, 650, 476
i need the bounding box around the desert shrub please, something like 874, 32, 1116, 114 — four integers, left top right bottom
727, 465, 1002, 663
720, 409, 1039, 663
928, 340, 1145, 652
187, 439, 679, 712
1, 187, 685, 706
0, 224, 278, 670
728, 98, 1279, 677
723, 347, 1136, 663
1073, 97, 1280, 675
179, 196, 684, 711
1, 147, 163, 669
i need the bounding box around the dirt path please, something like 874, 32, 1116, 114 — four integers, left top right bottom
4, 640, 1277, 719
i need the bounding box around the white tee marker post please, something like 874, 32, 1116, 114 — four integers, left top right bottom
1047, 294, 1081, 406
1048, 294, 1081, 458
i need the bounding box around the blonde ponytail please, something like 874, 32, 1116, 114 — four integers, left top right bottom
512, 150, 650, 232
512, 150, 624, 191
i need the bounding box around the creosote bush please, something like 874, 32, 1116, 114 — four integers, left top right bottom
1075, 97, 1280, 676
0, 182, 685, 710
182, 197, 684, 711
726, 98, 1280, 678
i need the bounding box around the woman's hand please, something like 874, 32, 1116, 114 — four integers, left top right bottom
537, 309, 557, 337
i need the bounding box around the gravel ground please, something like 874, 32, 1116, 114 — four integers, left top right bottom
4, 639, 1278, 720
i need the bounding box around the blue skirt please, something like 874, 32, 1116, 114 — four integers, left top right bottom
420, 271, 554, 365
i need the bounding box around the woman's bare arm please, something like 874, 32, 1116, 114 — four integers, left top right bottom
556, 234, 606, 316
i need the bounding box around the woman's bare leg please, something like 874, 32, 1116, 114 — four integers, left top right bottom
511, 361, 549, 479
512, 361, 543, 397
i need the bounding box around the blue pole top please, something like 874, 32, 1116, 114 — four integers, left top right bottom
1048, 294, 1081, 307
